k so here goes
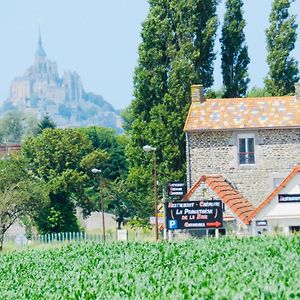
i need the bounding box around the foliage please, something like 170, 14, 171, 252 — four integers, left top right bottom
265, 0, 299, 95
0, 155, 48, 250
126, 0, 219, 220
22, 129, 92, 180
220, 0, 250, 97
22, 113, 39, 140
19, 125, 129, 233
36, 114, 56, 135
206, 87, 226, 99
22, 128, 104, 233
0, 111, 23, 143
247, 86, 271, 97
80, 150, 109, 173
0, 236, 300, 298
120, 106, 134, 132
125, 165, 155, 221
78, 126, 128, 180
77, 127, 131, 226
0, 111, 39, 143
106, 179, 135, 229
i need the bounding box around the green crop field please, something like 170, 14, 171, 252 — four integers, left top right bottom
0, 236, 299, 299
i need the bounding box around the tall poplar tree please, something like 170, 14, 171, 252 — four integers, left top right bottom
265, 0, 299, 96
220, 0, 250, 98
125, 0, 219, 219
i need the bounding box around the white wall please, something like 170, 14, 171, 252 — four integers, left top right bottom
254, 172, 300, 233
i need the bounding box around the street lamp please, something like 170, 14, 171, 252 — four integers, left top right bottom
143, 145, 158, 241
91, 168, 106, 242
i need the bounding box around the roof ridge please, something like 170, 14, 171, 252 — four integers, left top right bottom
205, 95, 294, 101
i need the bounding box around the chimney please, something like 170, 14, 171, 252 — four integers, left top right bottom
191, 84, 205, 103
295, 83, 300, 100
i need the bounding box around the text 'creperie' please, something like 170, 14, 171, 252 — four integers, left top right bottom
165, 200, 223, 230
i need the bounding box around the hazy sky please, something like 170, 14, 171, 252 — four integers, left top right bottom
0, 1, 300, 109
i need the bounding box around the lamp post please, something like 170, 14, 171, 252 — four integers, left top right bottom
143, 145, 158, 242
91, 168, 106, 242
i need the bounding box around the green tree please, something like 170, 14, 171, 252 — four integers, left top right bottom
0, 111, 39, 143
126, 0, 219, 221
22, 112, 39, 140
247, 87, 271, 97
206, 87, 226, 98
265, 0, 299, 95
22, 128, 107, 233
0, 111, 23, 143
106, 179, 135, 229
36, 114, 56, 134
0, 155, 48, 250
220, 0, 250, 97
78, 126, 128, 180
77, 127, 130, 220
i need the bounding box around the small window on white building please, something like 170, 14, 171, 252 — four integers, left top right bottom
238, 134, 255, 165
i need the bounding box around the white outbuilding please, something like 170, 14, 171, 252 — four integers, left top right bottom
248, 166, 300, 235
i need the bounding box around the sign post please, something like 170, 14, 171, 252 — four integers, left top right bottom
165, 200, 223, 230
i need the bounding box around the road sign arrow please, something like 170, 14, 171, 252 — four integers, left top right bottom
207, 221, 222, 228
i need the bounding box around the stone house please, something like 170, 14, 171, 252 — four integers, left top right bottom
184, 84, 300, 234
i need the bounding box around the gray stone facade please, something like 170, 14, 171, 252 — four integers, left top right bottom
186, 128, 300, 207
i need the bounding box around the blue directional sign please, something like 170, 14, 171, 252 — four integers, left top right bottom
165, 200, 223, 230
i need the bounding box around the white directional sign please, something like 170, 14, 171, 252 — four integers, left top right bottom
167, 182, 186, 198
150, 217, 164, 225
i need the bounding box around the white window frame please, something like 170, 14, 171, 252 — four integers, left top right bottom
237, 133, 255, 165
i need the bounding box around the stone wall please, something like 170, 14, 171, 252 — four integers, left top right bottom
10, 79, 31, 106
187, 129, 300, 207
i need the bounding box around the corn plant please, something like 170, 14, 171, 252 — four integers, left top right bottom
0, 236, 299, 299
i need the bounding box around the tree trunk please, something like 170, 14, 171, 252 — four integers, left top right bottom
116, 216, 124, 230
117, 220, 122, 230
0, 232, 4, 252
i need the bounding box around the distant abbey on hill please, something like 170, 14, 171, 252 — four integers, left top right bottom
6, 30, 122, 131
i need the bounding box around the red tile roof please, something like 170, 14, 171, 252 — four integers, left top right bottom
184, 96, 300, 131
182, 175, 255, 225
246, 165, 300, 223
0, 144, 21, 156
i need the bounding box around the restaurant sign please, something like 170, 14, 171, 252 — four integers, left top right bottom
165, 200, 223, 230
167, 182, 186, 198
278, 194, 300, 203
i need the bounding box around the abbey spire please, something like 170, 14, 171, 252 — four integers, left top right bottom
35, 27, 46, 62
